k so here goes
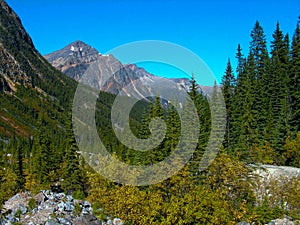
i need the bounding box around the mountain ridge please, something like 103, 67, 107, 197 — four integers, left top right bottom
44, 40, 207, 99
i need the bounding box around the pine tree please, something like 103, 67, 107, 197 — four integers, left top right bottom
16, 140, 25, 190
290, 18, 300, 135
149, 96, 166, 163
221, 59, 236, 149
235, 53, 259, 160
249, 21, 270, 141
187, 76, 208, 175
230, 45, 246, 149
164, 104, 180, 157
268, 22, 291, 155
236, 44, 246, 76
132, 106, 152, 165
61, 116, 85, 194
32, 114, 52, 186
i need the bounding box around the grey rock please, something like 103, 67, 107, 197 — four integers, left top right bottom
83, 201, 91, 208
56, 202, 65, 212
1, 190, 117, 225
113, 218, 123, 225
66, 195, 73, 203
45, 220, 60, 225
107, 219, 113, 225
236, 222, 250, 225
17, 204, 27, 215
81, 208, 90, 215
272, 218, 294, 225
57, 217, 72, 225
64, 202, 75, 212
73, 214, 102, 225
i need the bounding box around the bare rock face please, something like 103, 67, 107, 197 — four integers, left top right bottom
235, 165, 300, 225
254, 164, 300, 179
45, 41, 100, 81
45, 41, 206, 101
0, 190, 123, 225
252, 164, 300, 203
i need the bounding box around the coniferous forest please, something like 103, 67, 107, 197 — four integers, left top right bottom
0, 1, 300, 223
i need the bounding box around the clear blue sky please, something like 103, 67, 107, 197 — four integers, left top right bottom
5, 0, 300, 85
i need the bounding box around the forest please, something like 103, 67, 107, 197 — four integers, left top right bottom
0, 16, 300, 224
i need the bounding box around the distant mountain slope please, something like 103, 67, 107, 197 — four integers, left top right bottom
0, 1, 147, 139
0, 0, 77, 138
45, 41, 207, 100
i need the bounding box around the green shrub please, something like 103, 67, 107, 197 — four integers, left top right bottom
27, 198, 37, 210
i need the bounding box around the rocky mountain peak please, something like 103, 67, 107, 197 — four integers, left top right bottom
44, 40, 102, 80
45, 41, 209, 100
45, 40, 99, 62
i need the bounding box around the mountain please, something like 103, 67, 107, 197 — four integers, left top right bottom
44, 40, 100, 81
45, 41, 200, 100
0, 0, 78, 138
0, 1, 146, 140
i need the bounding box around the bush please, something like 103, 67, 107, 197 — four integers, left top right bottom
27, 198, 37, 211
72, 190, 85, 200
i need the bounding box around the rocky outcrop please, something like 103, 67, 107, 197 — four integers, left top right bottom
0, 191, 123, 225
253, 164, 300, 179
236, 215, 298, 225
235, 165, 300, 225
251, 164, 300, 204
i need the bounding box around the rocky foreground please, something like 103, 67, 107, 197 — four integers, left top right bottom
0, 191, 123, 225
0, 189, 299, 225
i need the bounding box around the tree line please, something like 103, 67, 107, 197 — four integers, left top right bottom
221, 19, 300, 166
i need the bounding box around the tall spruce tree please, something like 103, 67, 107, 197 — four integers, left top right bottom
15, 140, 25, 190
290, 18, 300, 135
230, 45, 246, 149
33, 114, 52, 186
221, 59, 236, 149
268, 22, 291, 156
188, 76, 211, 176
249, 21, 270, 141
61, 117, 85, 194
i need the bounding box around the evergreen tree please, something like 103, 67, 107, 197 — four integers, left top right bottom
290, 18, 300, 135
221, 59, 236, 149
32, 114, 52, 186
268, 22, 291, 155
187, 76, 211, 176
235, 53, 259, 160
249, 21, 270, 141
61, 117, 85, 194
148, 96, 165, 164
15, 140, 25, 190
164, 104, 180, 158
236, 44, 246, 75
132, 105, 153, 165
230, 45, 246, 149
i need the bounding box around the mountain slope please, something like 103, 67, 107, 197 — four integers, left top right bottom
0, 0, 77, 138
0, 1, 147, 139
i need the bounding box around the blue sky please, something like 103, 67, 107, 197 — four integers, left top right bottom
5, 0, 300, 85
